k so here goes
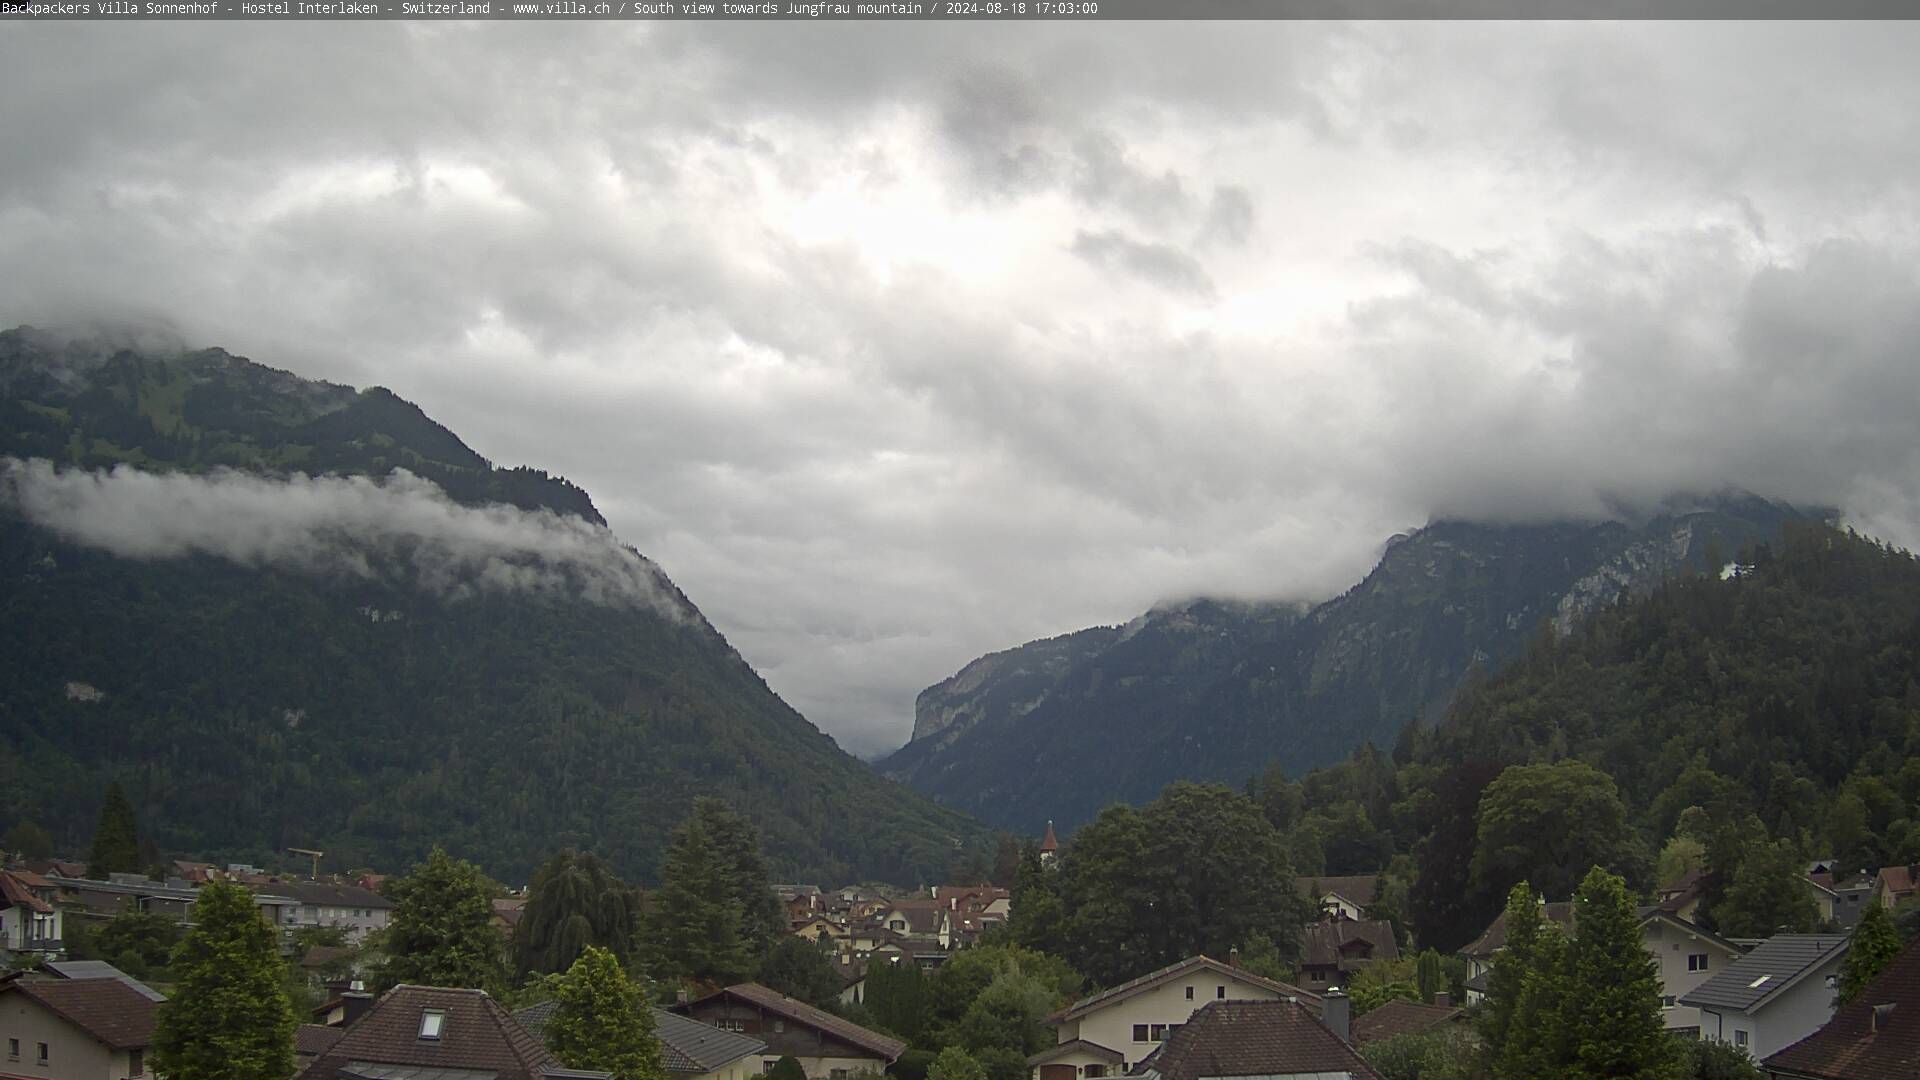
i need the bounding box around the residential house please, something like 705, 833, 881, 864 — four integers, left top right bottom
1120, 997, 1378, 1080
1295, 876, 1382, 923
311, 988, 377, 1029
1762, 935, 1920, 1079
794, 916, 846, 945
1829, 873, 1877, 929
519, 1002, 767, 1080
492, 896, 528, 938
835, 958, 868, 1007
1656, 868, 1834, 926
1680, 934, 1850, 1060
294, 984, 607, 1080
1350, 997, 1464, 1047
0, 977, 157, 1079
671, 982, 906, 1079
1298, 919, 1398, 992
40, 875, 198, 922
1459, 901, 1745, 1031
1871, 864, 1918, 912
1034, 955, 1321, 1079
0, 870, 62, 956
259, 881, 395, 945
870, 899, 952, 948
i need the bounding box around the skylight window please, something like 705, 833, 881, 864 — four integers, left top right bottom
420, 1009, 446, 1040
1747, 976, 1772, 989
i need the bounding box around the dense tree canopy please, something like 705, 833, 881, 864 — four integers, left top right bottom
546, 945, 667, 1080
644, 800, 780, 988
1472, 762, 1646, 902
378, 847, 507, 994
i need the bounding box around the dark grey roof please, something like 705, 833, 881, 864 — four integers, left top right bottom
512, 1001, 762, 1075
340, 1065, 499, 1080
1679, 935, 1850, 1014
267, 881, 396, 909
653, 1009, 767, 1073
41, 960, 166, 1002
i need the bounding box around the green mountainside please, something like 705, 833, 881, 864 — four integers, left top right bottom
0, 327, 976, 884
883, 499, 1819, 833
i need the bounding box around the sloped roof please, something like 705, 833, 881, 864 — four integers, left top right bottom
1349, 1001, 1464, 1046
0, 869, 53, 913
1460, 902, 1576, 958
1300, 921, 1398, 971
296, 985, 560, 1080
1764, 935, 1920, 1080
678, 983, 905, 1062
41, 959, 167, 1001
1054, 956, 1321, 1024
513, 1003, 763, 1075
653, 1009, 768, 1072
1028, 1039, 1126, 1067
299, 1024, 349, 1057
1876, 865, 1919, 899
1679, 935, 1850, 1014
1125, 1000, 1379, 1080
1295, 876, 1382, 910
0, 977, 158, 1049
1040, 822, 1060, 853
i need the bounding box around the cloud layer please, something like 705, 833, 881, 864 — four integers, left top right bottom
3, 23, 1919, 754
2, 458, 689, 618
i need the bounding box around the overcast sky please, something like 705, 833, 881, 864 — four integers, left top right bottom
4, 22, 1919, 756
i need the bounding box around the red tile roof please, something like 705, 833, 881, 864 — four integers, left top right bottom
1295, 875, 1384, 910
1350, 1000, 1465, 1045
1129, 1000, 1380, 1080
0, 870, 53, 914
1763, 935, 1920, 1080
0, 977, 158, 1049
1301, 919, 1399, 972
294, 985, 558, 1080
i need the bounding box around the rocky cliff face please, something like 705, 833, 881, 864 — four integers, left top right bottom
880, 497, 1819, 833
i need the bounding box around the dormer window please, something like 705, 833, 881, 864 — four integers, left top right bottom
420, 1009, 446, 1040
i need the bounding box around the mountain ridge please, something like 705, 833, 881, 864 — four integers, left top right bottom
882, 495, 1825, 833
0, 326, 978, 884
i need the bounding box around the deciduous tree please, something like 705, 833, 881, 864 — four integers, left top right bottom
546, 945, 666, 1080
1839, 903, 1901, 1004
378, 847, 506, 994
152, 881, 295, 1080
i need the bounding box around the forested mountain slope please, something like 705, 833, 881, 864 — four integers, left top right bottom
885, 499, 1816, 833
0, 327, 976, 884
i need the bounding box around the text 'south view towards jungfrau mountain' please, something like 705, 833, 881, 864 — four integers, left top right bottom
5, 13, 1920, 1080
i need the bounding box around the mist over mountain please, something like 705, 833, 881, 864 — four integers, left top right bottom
882, 495, 1823, 833
0, 326, 976, 883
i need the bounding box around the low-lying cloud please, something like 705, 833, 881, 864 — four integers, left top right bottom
1, 458, 690, 619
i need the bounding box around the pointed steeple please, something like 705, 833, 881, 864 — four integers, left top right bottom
1039, 820, 1060, 863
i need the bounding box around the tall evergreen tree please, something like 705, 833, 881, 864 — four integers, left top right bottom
378, 848, 506, 994
645, 810, 752, 987
516, 850, 642, 979
693, 799, 786, 958
1838, 903, 1902, 1004
867, 957, 932, 1044
1499, 928, 1570, 1080
546, 945, 667, 1080
87, 781, 142, 879
1564, 866, 1679, 1080
151, 881, 295, 1080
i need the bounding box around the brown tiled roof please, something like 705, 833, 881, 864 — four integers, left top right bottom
1763, 935, 1920, 1080
297, 1024, 347, 1057
1301, 920, 1399, 971
294, 985, 557, 1080
1053, 955, 1320, 1024
678, 983, 906, 1061
1127, 1000, 1380, 1080
1350, 1000, 1464, 1046
0, 870, 53, 914
1877, 864, 1919, 900
1040, 821, 1060, 853
0, 978, 158, 1049
1295, 875, 1383, 911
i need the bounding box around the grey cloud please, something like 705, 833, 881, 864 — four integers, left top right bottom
0, 459, 691, 619
1069, 131, 1194, 229
1069, 229, 1217, 299
1197, 185, 1255, 249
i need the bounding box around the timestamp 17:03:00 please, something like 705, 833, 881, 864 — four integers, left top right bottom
943, 1, 1100, 13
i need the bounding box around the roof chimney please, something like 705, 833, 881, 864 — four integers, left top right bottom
1872, 1003, 1896, 1033
1322, 988, 1350, 1045
1228, 947, 1241, 968
676, 989, 690, 1005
